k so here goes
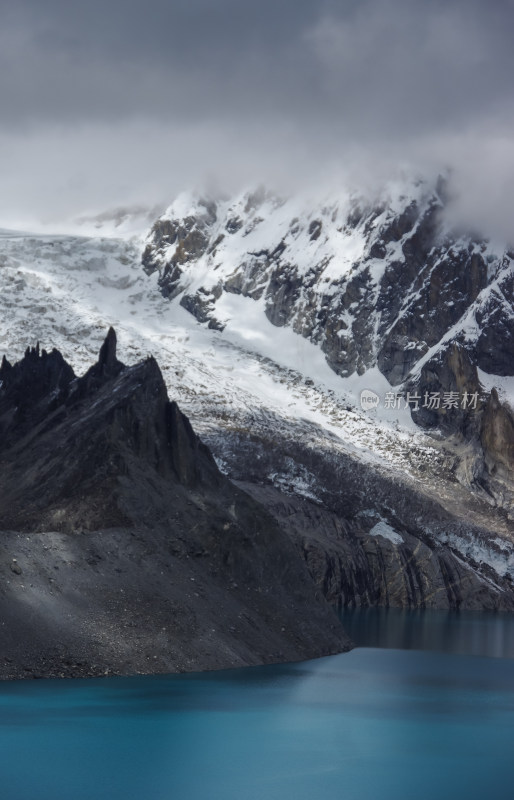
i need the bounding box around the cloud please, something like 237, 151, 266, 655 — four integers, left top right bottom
0, 0, 513, 238
0, 118, 313, 227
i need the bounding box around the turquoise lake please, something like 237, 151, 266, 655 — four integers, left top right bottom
1, 609, 513, 799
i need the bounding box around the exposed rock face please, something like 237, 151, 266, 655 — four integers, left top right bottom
238, 485, 509, 612
481, 389, 514, 475
412, 343, 484, 433
0, 331, 350, 679
142, 197, 217, 300
142, 180, 514, 511
407, 343, 514, 509
142, 180, 511, 385
206, 422, 514, 612
479, 389, 514, 506
474, 261, 514, 375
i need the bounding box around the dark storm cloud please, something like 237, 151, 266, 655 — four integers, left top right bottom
1, 0, 514, 231
2, 0, 512, 132
0, 0, 320, 125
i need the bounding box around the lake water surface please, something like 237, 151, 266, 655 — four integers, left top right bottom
1, 609, 513, 800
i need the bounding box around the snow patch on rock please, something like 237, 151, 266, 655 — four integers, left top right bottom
368, 520, 404, 546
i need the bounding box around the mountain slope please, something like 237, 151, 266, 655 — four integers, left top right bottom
0, 206, 513, 614
142, 179, 513, 385
142, 179, 514, 513
0, 330, 349, 679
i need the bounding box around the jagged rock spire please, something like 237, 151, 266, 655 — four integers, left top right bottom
80, 327, 124, 387
98, 326, 119, 372
0, 354, 12, 374
23, 342, 40, 360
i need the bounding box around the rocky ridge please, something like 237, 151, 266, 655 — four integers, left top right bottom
0, 330, 349, 679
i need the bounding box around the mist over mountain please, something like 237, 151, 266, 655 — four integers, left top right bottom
1, 0, 513, 239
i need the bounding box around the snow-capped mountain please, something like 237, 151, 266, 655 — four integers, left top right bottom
142, 178, 512, 384
1, 174, 514, 612
142, 178, 514, 511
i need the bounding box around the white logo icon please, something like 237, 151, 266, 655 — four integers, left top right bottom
360, 389, 380, 411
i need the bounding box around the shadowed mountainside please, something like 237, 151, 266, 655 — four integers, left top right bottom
0, 330, 350, 679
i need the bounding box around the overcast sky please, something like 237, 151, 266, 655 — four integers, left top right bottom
1, 0, 514, 234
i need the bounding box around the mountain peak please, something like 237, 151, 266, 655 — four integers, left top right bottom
78, 326, 125, 392
98, 326, 119, 372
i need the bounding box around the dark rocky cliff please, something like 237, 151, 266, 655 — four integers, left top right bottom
205, 422, 514, 613
0, 330, 350, 679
